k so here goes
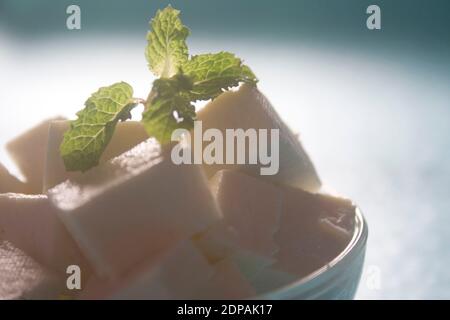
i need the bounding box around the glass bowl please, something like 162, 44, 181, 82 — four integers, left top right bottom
260, 207, 368, 300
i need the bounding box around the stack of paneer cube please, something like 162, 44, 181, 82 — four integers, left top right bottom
0, 84, 355, 299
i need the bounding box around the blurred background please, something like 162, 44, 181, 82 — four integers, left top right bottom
1, 0, 449, 299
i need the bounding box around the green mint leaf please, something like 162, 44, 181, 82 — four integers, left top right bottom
181, 51, 258, 101
145, 5, 189, 78
142, 75, 195, 144
60, 82, 138, 172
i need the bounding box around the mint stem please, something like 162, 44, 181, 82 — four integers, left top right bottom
145, 88, 157, 111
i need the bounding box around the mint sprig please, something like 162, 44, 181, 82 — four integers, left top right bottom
60, 82, 138, 172
60, 5, 258, 172
183, 52, 257, 101
142, 74, 195, 144
145, 5, 189, 78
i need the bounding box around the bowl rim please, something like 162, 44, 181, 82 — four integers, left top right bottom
259, 206, 368, 299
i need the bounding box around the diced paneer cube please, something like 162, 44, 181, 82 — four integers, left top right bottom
193, 221, 275, 283
208, 169, 355, 280
0, 241, 65, 300
193, 221, 239, 264
80, 240, 254, 300
106, 240, 215, 299
0, 194, 88, 274
209, 169, 281, 258
48, 139, 221, 279
230, 248, 276, 282
79, 240, 210, 299
193, 259, 255, 299
44, 120, 148, 191
197, 84, 321, 192
6, 118, 65, 193
274, 188, 355, 277
193, 217, 277, 297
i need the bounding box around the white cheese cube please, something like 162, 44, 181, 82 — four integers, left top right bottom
6, 117, 65, 194
48, 139, 221, 279
0, 162, 26, 193
0, 193, 88, 275
208, 169, 354, 280
231, 249, 276, 281
111, 240, 216, 299
193, 259, 255, 299
197, 84, 321, 192
80, 240, 214, 299
80, 241, 254, 300
209, 169, 281, 258
274, 188, 355, 277
44, 120, 149, 191
193, 221, 276, 287
193, 221, 239, 264
0, 241, 66, 300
